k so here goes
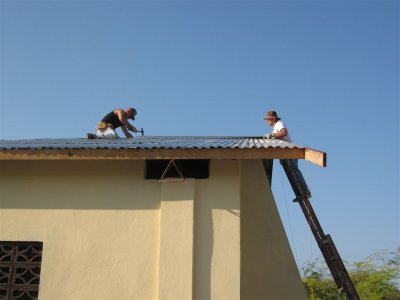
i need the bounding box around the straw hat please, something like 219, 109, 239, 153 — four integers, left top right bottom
264, 111, 281, 121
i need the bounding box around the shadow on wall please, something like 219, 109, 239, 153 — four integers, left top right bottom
194, 203, 213, 300
226, 209, 240, 217
193, 160, 241, 300
0, 160, 163, 210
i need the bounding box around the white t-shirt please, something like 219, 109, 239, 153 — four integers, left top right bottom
273, 120, 292, 143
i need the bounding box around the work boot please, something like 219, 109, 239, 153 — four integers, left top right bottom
86, 133, 96, 139
293, 189, 312, 202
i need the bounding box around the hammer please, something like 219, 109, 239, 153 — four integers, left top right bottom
137, 128, 144, 136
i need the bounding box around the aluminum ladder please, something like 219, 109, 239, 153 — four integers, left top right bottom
281, 160, 360, 300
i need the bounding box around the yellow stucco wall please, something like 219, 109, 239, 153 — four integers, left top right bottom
0, 161, 161, 300
158, 180, 195, 299
0, 159, 306, 300
194, 160, 241, 300
240, 160, 307, 300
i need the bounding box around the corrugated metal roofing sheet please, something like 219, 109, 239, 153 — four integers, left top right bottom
0, 137, 301, 150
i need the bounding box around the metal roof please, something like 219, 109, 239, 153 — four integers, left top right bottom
0, 137, 328, 167
0, 136, 301, 150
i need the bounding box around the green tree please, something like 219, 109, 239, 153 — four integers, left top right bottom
302, 248, 400, 300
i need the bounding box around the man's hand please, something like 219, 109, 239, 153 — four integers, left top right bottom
126, 122, 138, 133
121, 125, 134, 139
264, 128, 287, 140
263, 133, 274, 139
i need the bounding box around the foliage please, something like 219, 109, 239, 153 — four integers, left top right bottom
302, 248, 400, 300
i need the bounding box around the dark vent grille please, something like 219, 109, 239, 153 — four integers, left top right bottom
146, 159, 210, 179
0, 241, 43, 300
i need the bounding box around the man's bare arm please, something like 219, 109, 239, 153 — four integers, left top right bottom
114, 109, 127, 125
126, 122, 138, 133
121, 125, 133, 138
273, 128, 288, 138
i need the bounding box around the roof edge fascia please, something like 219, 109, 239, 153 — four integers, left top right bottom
0, 147, 327, 167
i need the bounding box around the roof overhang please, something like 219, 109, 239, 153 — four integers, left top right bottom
0, 147, 327, 167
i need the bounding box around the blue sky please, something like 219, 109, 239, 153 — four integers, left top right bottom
1, 0, 398, 270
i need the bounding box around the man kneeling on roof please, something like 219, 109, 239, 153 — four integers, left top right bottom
263, 110, 312, 200
87, 107, 138, 139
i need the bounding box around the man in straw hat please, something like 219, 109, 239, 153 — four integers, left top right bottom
263, 110, 311, 200
263, 111, 292, 142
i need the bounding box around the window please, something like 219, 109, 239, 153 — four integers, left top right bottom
0, 241, 43, 300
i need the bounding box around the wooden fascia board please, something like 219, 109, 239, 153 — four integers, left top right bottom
0, 147, 327, 167
0, 147, 305, 161
305, 148, 327, 167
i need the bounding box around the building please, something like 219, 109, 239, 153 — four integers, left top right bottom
0, 136, 325, 300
